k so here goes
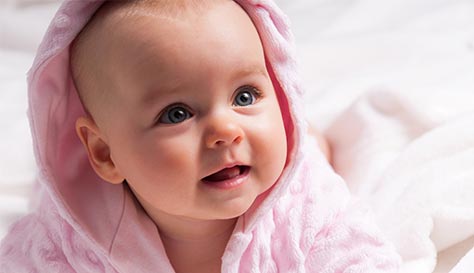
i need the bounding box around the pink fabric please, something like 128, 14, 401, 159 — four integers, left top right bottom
0, 0, 401, 272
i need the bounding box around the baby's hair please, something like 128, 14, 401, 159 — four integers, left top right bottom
70, 0, 217, 122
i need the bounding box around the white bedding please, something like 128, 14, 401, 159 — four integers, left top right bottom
1, 1, 473, 272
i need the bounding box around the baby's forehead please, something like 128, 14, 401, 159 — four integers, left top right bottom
88, 0, 229, 58
72, 0, 258, 122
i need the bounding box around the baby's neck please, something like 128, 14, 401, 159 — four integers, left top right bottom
154, 214, 237, 273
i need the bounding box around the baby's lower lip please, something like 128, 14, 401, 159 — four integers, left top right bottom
202, 166, 250, 190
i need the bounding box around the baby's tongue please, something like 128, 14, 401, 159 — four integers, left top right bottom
204, 166, 240, 182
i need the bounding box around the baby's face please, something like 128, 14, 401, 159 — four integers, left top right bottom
95, 1, 287, 221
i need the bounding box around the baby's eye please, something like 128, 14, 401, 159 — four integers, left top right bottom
233, 86, 261, 107
158, 105, 193, 124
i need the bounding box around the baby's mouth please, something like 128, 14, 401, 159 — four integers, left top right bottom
202, 165, 250, 183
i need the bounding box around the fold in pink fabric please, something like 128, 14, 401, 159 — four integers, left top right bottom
0, 1, 401, 272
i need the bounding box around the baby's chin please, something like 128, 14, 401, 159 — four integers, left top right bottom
215, 191, 273, 221
193, 196, 258, 221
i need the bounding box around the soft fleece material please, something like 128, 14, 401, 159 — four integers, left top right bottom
0, 1, 401, 272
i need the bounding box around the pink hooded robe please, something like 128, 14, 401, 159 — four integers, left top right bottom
0, 1, 401, 272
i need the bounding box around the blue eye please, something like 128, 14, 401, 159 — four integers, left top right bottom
233, 86, 260, 107
159, 106, 192, 124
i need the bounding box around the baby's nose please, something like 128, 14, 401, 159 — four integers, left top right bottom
204, 114, 244, 148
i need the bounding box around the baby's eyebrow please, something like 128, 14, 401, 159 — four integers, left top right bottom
140, 84, 182, 107
232, 65, 268, 80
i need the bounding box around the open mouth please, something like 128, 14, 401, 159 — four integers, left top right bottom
202, 165, 250, 183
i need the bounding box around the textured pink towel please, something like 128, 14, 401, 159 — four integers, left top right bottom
0, 1, 401, 272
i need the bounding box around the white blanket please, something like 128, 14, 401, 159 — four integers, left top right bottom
1, 0, 473, 272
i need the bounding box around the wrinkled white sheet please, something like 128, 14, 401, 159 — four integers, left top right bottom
1, 1, 473, 272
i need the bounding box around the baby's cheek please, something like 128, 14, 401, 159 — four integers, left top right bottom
252, 115, 287, 180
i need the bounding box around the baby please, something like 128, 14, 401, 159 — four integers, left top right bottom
0, 0, 400, 272
73, 1, 289, 271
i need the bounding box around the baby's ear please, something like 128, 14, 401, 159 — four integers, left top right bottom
75, 117, 124, 184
